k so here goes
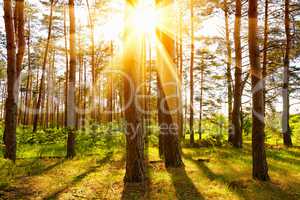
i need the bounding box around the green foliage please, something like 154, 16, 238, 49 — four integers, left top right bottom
290, 114, 300, 134
290, 114, 300, 144
241, 112, 252, 136
16, 126, 67, 144
76, 124, 125, 154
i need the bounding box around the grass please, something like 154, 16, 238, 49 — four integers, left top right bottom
1, 138, 300, 200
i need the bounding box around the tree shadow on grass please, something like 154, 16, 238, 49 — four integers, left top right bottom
44, 151, 113, 200
121, 181, 148, 200
167, 167, 204, 200
184, 153, 299, 200
25, 158, 66, 177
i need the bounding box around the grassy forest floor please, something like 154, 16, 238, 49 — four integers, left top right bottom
1, 136, 300, 200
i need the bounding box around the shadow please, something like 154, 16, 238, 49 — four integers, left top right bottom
285, 148, 300, 158
44, 151, 113, 200
267, 151, 300, 166
13, 158, 67, 179
167, 167, 204, 200
32, 158, 66, 177
190, 157, 254, 200
184, 153, 299, 200
121, 181, 148, 200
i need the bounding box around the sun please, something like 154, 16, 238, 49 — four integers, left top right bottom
129, 2, 158, 36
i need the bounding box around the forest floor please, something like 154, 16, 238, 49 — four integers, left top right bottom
0, 142, 300, 200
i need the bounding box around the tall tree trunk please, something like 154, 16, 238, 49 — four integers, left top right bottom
63, 3, 69, 127
3, 0, 25, 161
23, 17, 32, 125
224, 0, 233, 143
249, 0, 269, 181
189, 0, 195, 145
282, 0, 292, 146
50, 50, 55, 127
56, 80, 61, 128
83, 59, 87, 125
147, 40, 152, 142
0, 82, 3, 119
46, 50, 54, 128
76, 23, 83, 129
123, 0, 146, 183
156, 0, 184, 168
262, 0, 268, 115
232, 0, 242, 148
86, 0, 96, 121
198, 59, 204, 140
33, 0, 54, 132
108, 41, 113, 126
178, 7, 184, 140
66, 0, 77, 158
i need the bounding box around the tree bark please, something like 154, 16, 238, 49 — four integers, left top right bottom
63, 3, 69, 127
123, 0, 146, 183
224, 0, 233, 143
156, 0, 184, 168
66, 0, 77, 158
282, 0, 292, 147
86, 0, 96, 121
23, 17, 32, 125
178, 7, 184, 141
198, 59, 204, 140
107, 41, 113, 125
248, 0, 269, 181
232, 0, 242, 148
189, 0, 195, 145
262, 0, 268, 115
3, 0, 26, 161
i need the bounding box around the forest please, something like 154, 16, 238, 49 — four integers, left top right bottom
0, 0, 300, 199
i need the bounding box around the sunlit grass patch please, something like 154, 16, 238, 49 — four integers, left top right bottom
1, 137, 300, 199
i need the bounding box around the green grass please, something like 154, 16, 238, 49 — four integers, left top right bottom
1, 139, 300, 199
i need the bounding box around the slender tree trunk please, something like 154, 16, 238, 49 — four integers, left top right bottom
184, 76, 188, 136
249, 0, 269, 181
50, 50, 55, 127
23, 17, 32, 125
18, 84, 23, 125
83, 59, 87, 125
262, 0, 268, 115
282, 0, 292, 147
232, 0, 242, 148
76, 23, 83, 129
33, 0, 54, 132
0, 82, 3, 120
147, 40, 152, 139
46, 50, 54, 128
56, 80, 61, 128
157, 70, 164, 157
178, 8, 184, 140
198, 59, 204, 140
66, 0, 76, 158
224, 0, 233, 143
108, 41, 113, 126
63, 3, 69, 127
156, 0, 184, 168
3, 0, 25, 161
189, 0, 195, 145
123, 0, 146, 183
86, 0, 96, 121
